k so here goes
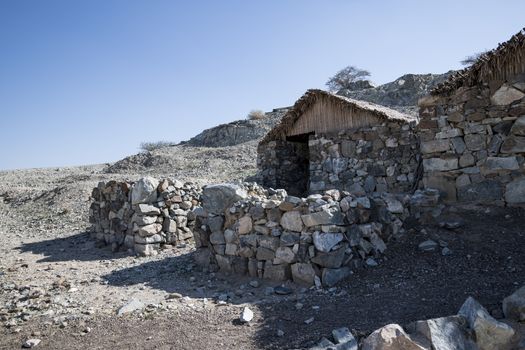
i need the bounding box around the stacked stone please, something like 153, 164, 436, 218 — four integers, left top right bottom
418, 76, 525, 206
307, 122, 420, 194
89, 176, 201, 255
193, 183, 411, 287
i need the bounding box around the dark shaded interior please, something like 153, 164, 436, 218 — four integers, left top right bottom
278, 133, 311, 196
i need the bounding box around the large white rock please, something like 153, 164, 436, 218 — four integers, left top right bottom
117, 298, 145, 316
240, 306, 254, 323
458, 296, 514, 350
280, 211, 303, 232
502, 285, 525, 321
131, 177, 159, 204
408, 315, 476, 350
362, 324, 426, 350
491, 84, 525, 105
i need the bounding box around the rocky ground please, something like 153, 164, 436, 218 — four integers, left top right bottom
1, 151, 524, 348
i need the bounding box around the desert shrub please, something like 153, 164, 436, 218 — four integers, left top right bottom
139, 141, 175, 152
247, 109, 266, 120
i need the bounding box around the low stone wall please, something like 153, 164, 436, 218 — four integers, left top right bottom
308, 122, 420, 194
418, 75, 525, 206
193, 183, 439, 287
89, 177, 201, 255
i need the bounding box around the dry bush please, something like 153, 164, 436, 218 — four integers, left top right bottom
247, 109, 266, 120
139, 141, 175, 152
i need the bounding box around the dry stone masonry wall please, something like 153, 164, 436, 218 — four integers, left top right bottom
89, 177, 201, 255
418, 74, 525, 206
257, 121, 421, 197
193, 183, 440, 287
307, 122, 420, 194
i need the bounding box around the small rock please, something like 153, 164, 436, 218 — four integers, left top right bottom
332, 327, 356, 344
366, 258, 378, 267
441, 247, 452, 256
117, 298, 145, 316
276, 329, 284, 337
22, 339, 41, 348
240, 307, 254, 323
249, 280, 260, 288
274, 286, 293, 295
418, 240, 438, 252
304, 317, 315, 324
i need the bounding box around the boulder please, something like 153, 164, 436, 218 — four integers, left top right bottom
482, 157, 519, 174
137, 223, 162, 237
421, 139, 450, 154
423, 158, 459, 172
458, 296, 514, 350
280, 211, 304, 232
502, 285, 525, 321
313, 232, 344, 253
201, 184, 247, 215
407, 315, 475, 350
362, 324, 426, 350
322, 267, 351, 287
236, 216, 252, 235
117, 298, 145, 316
505, 177, 525, 204
510, 116, 525, 136
458, 180, 503, 202
491, 84, 525, 105
263, 263, 291, 281
291, 263, 316, 285
500, 135, 525, 153
274, 247, 296, 264
131, 177, 159, 204
311, 246, 346, 268
136, 203, 161, 215
302, 209, 344, 227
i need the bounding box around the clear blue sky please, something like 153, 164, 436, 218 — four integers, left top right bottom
1, 0, 524, 170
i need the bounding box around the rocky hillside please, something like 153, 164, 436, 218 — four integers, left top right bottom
184, 107, 290, 148
338, 72, 453, 115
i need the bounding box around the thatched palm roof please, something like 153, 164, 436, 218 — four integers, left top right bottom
432, 27, 525, 95
260, 89, 415, 144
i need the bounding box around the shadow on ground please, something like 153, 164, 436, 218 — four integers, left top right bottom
17, 232, 131, 262
98, 207, 525, 349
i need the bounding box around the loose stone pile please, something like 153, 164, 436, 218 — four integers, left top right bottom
193, 183, 437, 287
309, 285, 525, 350
419, 76, 525, 205
89, 176, 201, 255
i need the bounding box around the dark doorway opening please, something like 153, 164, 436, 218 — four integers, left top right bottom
280, 133, 311, 197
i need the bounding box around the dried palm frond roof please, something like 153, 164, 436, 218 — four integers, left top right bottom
260, 89, 415, 144
432, 27, 525, 95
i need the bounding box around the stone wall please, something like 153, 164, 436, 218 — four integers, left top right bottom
308, 122, 420, 194
89, 176, 201, 255
257, 120, 420, 196
192, 183, 439, 287
418, 74, 525, 206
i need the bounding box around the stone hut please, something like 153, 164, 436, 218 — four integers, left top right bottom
418, 28, 525, 206
257, 89, 420, 196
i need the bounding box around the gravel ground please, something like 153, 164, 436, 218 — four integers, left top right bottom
1, 145, 524, 349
